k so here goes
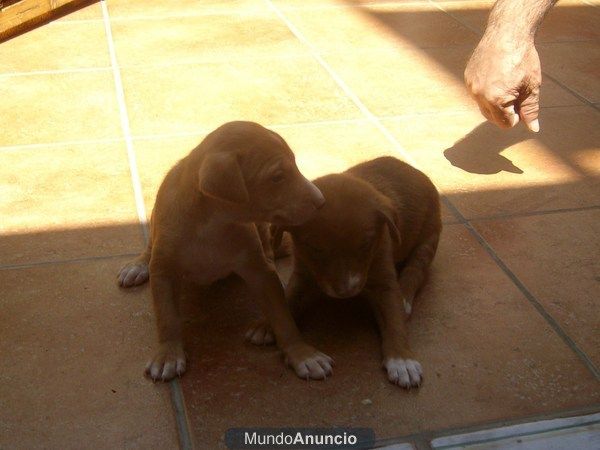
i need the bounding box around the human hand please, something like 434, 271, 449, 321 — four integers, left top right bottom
465, 34, 542, 132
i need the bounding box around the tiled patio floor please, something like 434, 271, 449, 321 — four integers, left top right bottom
1, 0, 598, 448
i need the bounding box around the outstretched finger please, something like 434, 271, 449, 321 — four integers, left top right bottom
517, 87, 540, 132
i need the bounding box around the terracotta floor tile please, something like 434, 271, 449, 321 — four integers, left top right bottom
0, 258, 178, 449
107, 0, 266, 18
0, 21, 109, 73
472, 210, 600, 367
440, 1, 600, 43
0, 143, 143, 266
0, 71, 121, 146
120, 59, 362, 137
326, 46, 476, 115
110, 13, 308, 67
178, 224, 600, 447
285, 2, 479, 54
382, 105, 600, 219
539, 42, 600, 103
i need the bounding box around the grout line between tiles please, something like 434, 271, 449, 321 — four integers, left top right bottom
0, 44, 475, 79
1, 102, 590, 153
50, 10, 267, 23
101, 2, 194, 449
540, 72, 600, 113
0, 252, 139, 272
444, 200, 600, 380
0, 137, 124, 152
0, 66, 112, 78
264, 0, 425, 167
468, 204, 600, 222
101, 0, 148, 242
0, 203, 593, 272
427, 0, 600, 379
170, 378, 195, 450
267, 0, 600, 381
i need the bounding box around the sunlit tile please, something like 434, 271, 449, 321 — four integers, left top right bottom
539, 42, 600, 103
0, 142, 142, 265
110, 13, 307, 67
0, 71, 121, 146
120, 59, 362, 137
0, 21, 109, 73
383, 106, 600, 218
285, 2, 479, 54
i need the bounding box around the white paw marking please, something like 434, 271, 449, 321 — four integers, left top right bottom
145, 354, 186, 382
403, 298, 412, 315
384, 358, 422, 388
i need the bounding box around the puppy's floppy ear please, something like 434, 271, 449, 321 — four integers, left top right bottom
198, 152, 249, 204
377, 198, 401, 248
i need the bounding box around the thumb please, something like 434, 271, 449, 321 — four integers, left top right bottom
518, 87, 540, 132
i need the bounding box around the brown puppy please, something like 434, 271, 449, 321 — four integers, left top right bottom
257, 156, 441, 388
117, 121, 333, 382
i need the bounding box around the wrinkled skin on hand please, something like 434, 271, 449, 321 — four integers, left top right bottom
465, 35, 542, 132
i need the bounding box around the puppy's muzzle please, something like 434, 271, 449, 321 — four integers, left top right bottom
306, 179, 325, 209
276, 179, 325, 225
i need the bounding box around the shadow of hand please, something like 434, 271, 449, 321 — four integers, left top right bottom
443, 122, 525, 175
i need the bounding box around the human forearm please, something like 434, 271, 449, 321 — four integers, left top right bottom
464, 0, 558, 131
484, 0, 558, 42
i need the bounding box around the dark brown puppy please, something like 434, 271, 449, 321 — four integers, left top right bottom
117, 121, 333, 382
251, 156, 441, 388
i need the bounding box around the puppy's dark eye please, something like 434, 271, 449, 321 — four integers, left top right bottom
271, 172, 285, 184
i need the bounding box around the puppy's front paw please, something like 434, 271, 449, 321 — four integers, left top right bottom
285, 343, 333, 380
245, 321, 275, 346
118, 262, 149, 287
145, 342, 186, 382
384, 358, 422, 388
